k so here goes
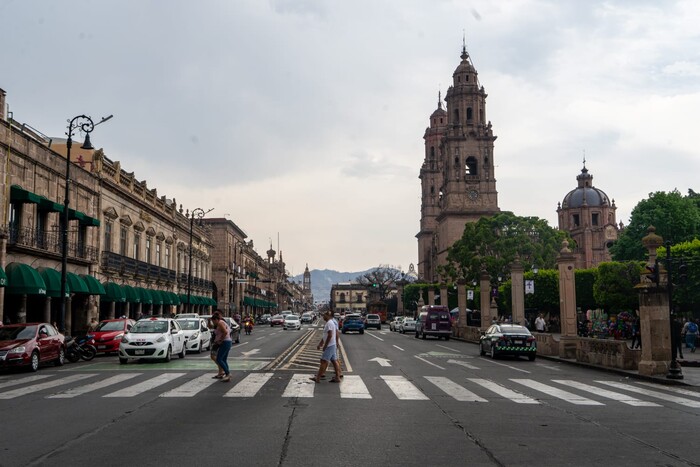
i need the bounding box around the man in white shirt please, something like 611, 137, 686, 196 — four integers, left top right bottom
535, 314, 547, 333
310, 311, 342, 383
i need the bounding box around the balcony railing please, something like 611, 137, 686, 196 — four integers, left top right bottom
8, 225, 98, 262
102, 251, 180, 284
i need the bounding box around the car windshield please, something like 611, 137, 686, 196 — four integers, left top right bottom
0, 325, 37, 340
285, 316, 299, 321
95, 321, 125, 332
346, 318, 362, 323
404, 320, 415, 324
131, 321, 168, 333
501, 326, 530, 335
272, 315, 284, 320
367, 315, 379, 319
176, 319, 200, 330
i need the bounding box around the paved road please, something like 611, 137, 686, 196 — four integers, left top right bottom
2, 323, 699, 466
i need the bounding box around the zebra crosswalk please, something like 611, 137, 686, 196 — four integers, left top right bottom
1, 371, 699, 409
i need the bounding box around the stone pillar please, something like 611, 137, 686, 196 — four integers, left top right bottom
44, 297, 52, 323
18, 295, 27, 323
439, 285, 448, 307
108, 301, 116, 320
396, 281, 405, 315
510, 257, 524, 325
480, 269, 491, 329
428, 288, 435, 306
637, 226, 673, 376
557, 240, 578, 358
65, 296, 72, 335
457, 280, 467, 327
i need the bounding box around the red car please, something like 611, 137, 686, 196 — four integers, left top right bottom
0, 322, 66, 372
270, 314, 285, 327
92, 319, 135, 353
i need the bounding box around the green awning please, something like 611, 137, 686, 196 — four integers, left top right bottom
243, 296, 255, 306
179, 293, 191, 305
169, 292, 181, 305
81, 275, 106, 295
10, 185, 41, 204
66, 272, 89, 294
38, 197, 64, 213
122, 284, 140, 303
68, 209, 87, 222
37, 267, 68, 298
136, 287, 153, 305
0, 267, 7, 287
149, 289, 163, 305
159, 291, 173, 305
6, 262, 47, 295
80, 216, 100, 227
102, 282, 126, 302
203, 297, 215, 306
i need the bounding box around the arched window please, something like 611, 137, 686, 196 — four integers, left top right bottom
430, 146, 435, 158
467, 107, 473, 120
430, 186, 435, 195
453, 109, 459, 123
454, 156, 460, 168
339, 293, 346, 303
465, 156, 478, 175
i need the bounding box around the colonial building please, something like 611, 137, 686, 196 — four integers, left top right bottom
417, 44, 500, 282
203, 217, 248, 314
330, 282, 368, 315
557, 162, 619, 269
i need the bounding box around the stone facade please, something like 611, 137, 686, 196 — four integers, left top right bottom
330, 283, 369, 315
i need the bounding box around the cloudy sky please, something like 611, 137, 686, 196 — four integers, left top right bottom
4, 0, 699, 275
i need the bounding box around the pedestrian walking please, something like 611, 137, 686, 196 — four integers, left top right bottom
684, 319, 698, 353
310, 311, 341, 383
211, 311, 232, 382
630, 316, 642, 349
535, 314, 546, 333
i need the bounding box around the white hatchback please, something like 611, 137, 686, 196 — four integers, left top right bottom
283, 315, 301, 330
119, 318, 187, 363
176, 318, 212, 353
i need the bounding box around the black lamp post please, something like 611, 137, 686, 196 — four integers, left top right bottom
666, 241, 683, 380
59, 114, 112, 333
186, 207, 212, 313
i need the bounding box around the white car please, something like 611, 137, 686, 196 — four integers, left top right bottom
176, 317, 212, 353
283, 315, 301, 330
390, 317, 405, 332
399, 319, 417, 334
119, 318, 186, 363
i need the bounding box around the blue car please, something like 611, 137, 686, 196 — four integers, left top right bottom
341, 316, 365, 334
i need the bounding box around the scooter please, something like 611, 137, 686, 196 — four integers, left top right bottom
65, 334, 97, 362
244, 321, 253, 335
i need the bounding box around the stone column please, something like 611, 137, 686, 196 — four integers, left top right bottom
18, 295, 27, 323
428, 288, 435, 306
557, 240, 578, 358
0, 235, 6, 324
510, 257, 524, 325
637, 226, 673, 376
480, 269, 491, 329
43, 297, 52, 324
396, 281, 405, 315
108, 301, 116, 320
457, 279, 467, 327
440, 285, 448, 307
65, 296, 72, 335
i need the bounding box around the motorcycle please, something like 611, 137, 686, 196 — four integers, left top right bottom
65, 334, 97, 362
244, 321, 253, 335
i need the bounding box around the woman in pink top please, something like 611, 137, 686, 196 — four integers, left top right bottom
211, 311, 232, 382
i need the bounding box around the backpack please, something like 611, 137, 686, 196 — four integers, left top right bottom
687, 322, 698, 334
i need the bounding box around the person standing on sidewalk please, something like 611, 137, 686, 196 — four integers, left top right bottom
684, 319, 698, 353
535, 314, 547, 333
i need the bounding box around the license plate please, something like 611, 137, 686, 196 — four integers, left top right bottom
98, 345, 107, 349
514, 340, 523, 345
135, 349, 145, 355
431, 324, 436, 330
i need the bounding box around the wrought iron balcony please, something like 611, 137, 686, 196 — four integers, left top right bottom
7, 225, 98, 262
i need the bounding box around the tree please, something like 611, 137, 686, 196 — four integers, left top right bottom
355, 265, 402, 301
660, 239, 700, 317
574, 268, 598, 312
445, 212, 571, 284
610, 190, 700, 261
593, 261, 643, 313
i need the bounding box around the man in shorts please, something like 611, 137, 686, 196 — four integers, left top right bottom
310, 311, 342, 383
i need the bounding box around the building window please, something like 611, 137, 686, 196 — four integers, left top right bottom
592, 213, 599, 226
133, 232, 140, 260
156, 243, 161, 266
453, 109, 459, 123
120, 226, 128, 255
465, 156, 478, 175
467, 107, 473, 120
104, 221, 113, 253
339, 293, 346, 303
573, 214, 580, 227
36, 211, 47, 249
146, 238, 151, 264
165, 245, 170, 269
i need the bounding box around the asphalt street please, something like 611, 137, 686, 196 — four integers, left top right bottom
1, 322, 699, 467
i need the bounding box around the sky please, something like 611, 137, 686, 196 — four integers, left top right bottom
3, 0, 700, 276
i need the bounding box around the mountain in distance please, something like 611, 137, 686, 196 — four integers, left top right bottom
291, 268, 373, 303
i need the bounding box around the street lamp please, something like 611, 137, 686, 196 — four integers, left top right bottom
186, 207, 213, 313
59, 114, 112, 333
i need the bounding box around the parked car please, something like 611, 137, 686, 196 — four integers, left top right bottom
341, 316, 365, 334
479, 324, 537, 361
256, 314, 271, 325
300, 312, 313, 324
365, 313, 382, 330
415, 305, 452, 340
283, 315, 301, 330
399, 319, 416, 334
176, 317, 212, 353
389, 317, 405, 332
270, 314, 285, 327
119, 317, 186, 364
92, 318, 135, 354
0, 323, 65, 372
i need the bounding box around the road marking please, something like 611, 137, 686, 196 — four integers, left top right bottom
414, 356, 445, 370
225, 373, 274, 398
103, 373, 185, 398
283, 374, 315, 398
381, 375, 428, 400
160, 374, 220, 397
255, 337, 265, 341
535, 363, 562, 371
369, 357, 392, 367
366, 332, 384, 342
637, 381, 700, 399
393, 345, 404, 351
511, 379, 604, 405
48, 373, 142, 399
425, 376, 487, 402
468, 378, 540, 404
0, 374, 96, 399
553, 380, 660, 407
482, 359, 531, 373
446, 359, 480, 370
242, 349, 260, 357
596, 381, 700, 408
340, 375, 371, 399
436, 344, 460, 353
0, 374, 51, 390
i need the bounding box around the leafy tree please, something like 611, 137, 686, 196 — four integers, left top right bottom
610, 190, 700, 261
500, 270, 560, 318
593, 261, 643, 313
660, 239, 700, 316
445, 212, 571, 286
575, 268, 598, 312
355, 265, 402, 301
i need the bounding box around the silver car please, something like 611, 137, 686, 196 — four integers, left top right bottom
399, 319, 416, 334
390, 317, 405, 332
283, 315, 301, 330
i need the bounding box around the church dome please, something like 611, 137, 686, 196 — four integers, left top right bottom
561, 165, 611, 208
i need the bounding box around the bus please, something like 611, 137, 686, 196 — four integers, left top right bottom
366, 301, 388, 323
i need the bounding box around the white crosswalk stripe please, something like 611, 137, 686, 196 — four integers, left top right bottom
468, 378, 540, 404
425, 376, 487, 402
340, 375, 371, 399
0, 374, 96, 399
553, 380, 660, 407
381, 375, 428, 400
104, 373, 185, 398
161, 374, 220, 398
225, 373, 274, 398
0, 374, 52, 390
637, 381, 700, 399
511, 379, 604, 405
283, 374, 315, 398
596, 380, 700, 408
49, 373, 142, 399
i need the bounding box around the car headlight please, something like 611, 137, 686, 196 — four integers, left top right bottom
9, 346, 26, 354
156, 335, 167, 343
121, 336, 130, 344
114, 333, 124, 341
191, 331, 199, 339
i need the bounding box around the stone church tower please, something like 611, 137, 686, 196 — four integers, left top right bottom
417, 43, 500, 282
557, 162, 619, 269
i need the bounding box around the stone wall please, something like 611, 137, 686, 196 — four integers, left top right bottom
577, 337, 641, 370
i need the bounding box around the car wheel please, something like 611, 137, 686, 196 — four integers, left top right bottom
421, 332, 426, 340
29, 351, 40, 372
119, 357, 128, 364
479, 344, 486, 356
342, 329, 347, 334
414, 331, 419, 338
528, 354, 536, 361
164, 346, 172, 363
55, 347, 65, 366
490, 345, 497, 359
359, 329, 364, 334
179, 343, 186, 359
445, 336, 450, 341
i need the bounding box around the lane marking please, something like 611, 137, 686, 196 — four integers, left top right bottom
393, 345, 404, 351
381, 375, 428, 400
0, 374, 96, 399
596, 381, 700, 408
255, 337, 265, 341
225, 373, 274, 398
48, 373, 141, 399
446, 359, 480, 370
414, 356, 445, 370
535, 363, 562, 371
436, 344, 461, 353
103, 373, 185, 398
160, 374, 220, 397
482, 359, 531, 373
340, 375, 371, 399
0, 374, 51, 390
553, 380, 660, 407
283, 374, 315, 398
425, 376, 487, 402
366, 332, 384, 342
511, 379, 604, 405
468, 378, 539, 404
